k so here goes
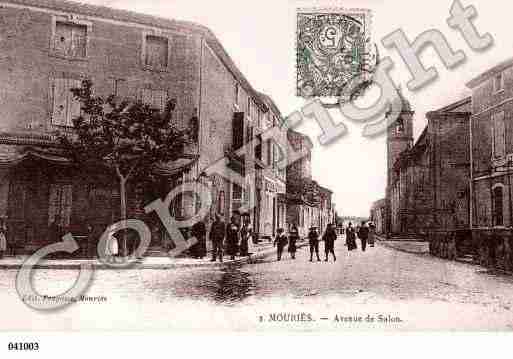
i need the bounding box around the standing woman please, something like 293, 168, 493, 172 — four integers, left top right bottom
288, 224, 300, 260
239, 215, 252, 257
0, 217, 7, 259
368, 222, 376, 248
226, 216, 240, 260
345, 222, 357, 251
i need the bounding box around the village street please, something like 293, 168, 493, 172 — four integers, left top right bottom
1, 240, 513, 331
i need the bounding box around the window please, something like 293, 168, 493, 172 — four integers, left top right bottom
52, 78, 82, 127
232, 183, 243, 201
53, 21, 87, 58
396, 118, 404, 133
235, 84, 239, 105
48, 184, 73, 227
492, 185, 504, 226
209, 118, 216, 138
144, 35, 169, 68
492, 111, 506, 158
140, 88, 168, 111
494, 72, 504, 93
247, 98, 251, 115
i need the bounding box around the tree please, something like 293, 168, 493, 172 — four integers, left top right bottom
58, 79, 193, 257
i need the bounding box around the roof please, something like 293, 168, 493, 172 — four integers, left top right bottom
5, 0, 268, 111
287, 129, 314, 149
427, 96, 471, 117
466, 56, 513, 88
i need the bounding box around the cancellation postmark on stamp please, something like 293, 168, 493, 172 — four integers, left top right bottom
296, 7, 374, 99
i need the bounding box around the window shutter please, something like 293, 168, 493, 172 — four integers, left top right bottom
171, 34, 187, 67
232, 112, 244, 150
48, 184, 61, 225
493, 111, 506, 158
61, 184, 73, 226
141, 88, 153, 106
71, 24, 87, 58
54, 22, 73, 55
52, 78, 68, 126
67, 79, 82, 126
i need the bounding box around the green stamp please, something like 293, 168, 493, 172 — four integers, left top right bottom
296, 8, 375, 99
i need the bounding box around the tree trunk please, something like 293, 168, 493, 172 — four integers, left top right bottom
119, 175, 128, 257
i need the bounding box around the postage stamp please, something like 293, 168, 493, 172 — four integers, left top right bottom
296, 7, 374, 99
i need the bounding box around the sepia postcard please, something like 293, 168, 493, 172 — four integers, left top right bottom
0, 0, 513, 346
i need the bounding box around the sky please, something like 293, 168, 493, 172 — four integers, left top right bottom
83, 0, 512, 217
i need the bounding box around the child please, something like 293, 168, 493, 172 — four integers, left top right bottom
273, 228, 288, 261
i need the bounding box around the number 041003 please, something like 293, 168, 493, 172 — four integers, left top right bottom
8, 342, 39, 351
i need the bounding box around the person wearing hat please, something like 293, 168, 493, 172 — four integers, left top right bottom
322, 223, 337, 262
273, 228, 288, 261
308, 226, 321, 262
288, 224, 300, 260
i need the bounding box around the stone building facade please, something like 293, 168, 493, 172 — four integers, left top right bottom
467, 57, 513, 270
0, 0, 284, 255
386, 95, 471, 239
370, 198, 386, 234
285, 129, 334, 237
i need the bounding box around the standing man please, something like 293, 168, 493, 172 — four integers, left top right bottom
358, 221, 369, 252
308, 227, 321, 262
323, 223, 337, 262
274, 228, 288, 261
226, 215, 240, 261
210, 214, 226, 262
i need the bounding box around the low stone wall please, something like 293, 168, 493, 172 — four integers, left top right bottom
428, 229, 513, 272
428, 230, 473, 261
470, 229, 513, 271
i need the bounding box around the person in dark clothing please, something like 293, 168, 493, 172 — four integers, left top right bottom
191, 219, 207, 259
346, 222, 357, 251
308, 227, 321, 262
239, 215, 252, 257
48, 215, 64, 243
323, 223, 337, 262
288, 224, 299, 260
210, 214, 226, 262
226, 216, 240, 260
358, 221, 369, 252
274, 228, 288, 261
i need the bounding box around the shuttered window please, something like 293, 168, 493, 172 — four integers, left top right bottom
48, 184, 73, 227
492, 111, 506, 158
232, 112, 244, 150
52, 78, 82, 127
145, 35, 169, 68
140, 88, 168, 111
53, 22, 87, 58
8, 182, 27, 220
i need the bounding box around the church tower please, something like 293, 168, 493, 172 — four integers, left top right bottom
386, 89, 414, 188
385, 88, 414, 234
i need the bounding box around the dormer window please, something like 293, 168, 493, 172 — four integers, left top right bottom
494, 72, 504, 93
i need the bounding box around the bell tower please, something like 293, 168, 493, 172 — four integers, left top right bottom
385, 88, 414, 235
386, 88, 414, 188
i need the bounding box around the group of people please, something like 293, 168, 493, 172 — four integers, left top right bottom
345, 221, 376, 252
207, 213, 254, 262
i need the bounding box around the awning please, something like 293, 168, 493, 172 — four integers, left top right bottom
0, 148, 71, 168
153, 155, 199, 177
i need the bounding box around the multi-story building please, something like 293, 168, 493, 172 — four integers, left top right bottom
286, 129, 315, 237
0, 0, 281, 254
467, 57, 513, 270
253, 93, 287, 240
385, 94, 471, 239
